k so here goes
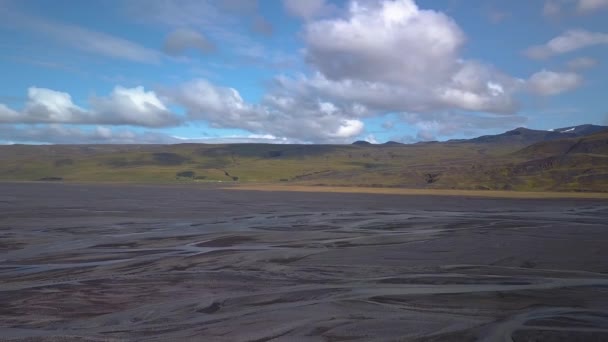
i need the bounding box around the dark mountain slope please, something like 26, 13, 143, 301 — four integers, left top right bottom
551, 124, 608, 136
516, 129, 608, 159
452, 124, 608, 147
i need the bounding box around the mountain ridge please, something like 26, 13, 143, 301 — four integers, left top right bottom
446, 124, 608, 146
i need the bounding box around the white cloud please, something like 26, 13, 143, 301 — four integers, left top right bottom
0, 104, 19, 122
4, 0, 591, 144
169, 79, 266, 127
0, 10, 161, 63
192, 0, 542, 142
163, 28, 215, 56
527, 70, 583, 96
525, 29, 608, 59
287, 0, 522, 116
53, 26, 161, 64
331, 119, 365, 138
363, 134, 379, 144
0, 124, 298, 145
577, 0, 608, 12
283, 0, 332, 19
13, 88, 87, 124
566, 57, 599, 70
304, 0, 464, 86
90, 86, 181, 127
0, 86, 180, 127
129, 0, 273, 60
403, 112, 527, 141
0, 125, 180, 144
173, 134, 296, 144
439, 62, 522, 113
167, 78, 365, 143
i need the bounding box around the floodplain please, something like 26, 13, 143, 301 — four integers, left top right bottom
1, 182, 608, 341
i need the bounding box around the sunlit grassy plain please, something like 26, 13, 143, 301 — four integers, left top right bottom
1, 130, 607, 193
227, 184, 608, 199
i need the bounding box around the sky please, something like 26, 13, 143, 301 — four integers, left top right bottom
0, 0, 607, 145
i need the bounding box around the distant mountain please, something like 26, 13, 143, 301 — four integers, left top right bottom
516, 128, 608, 159
468, 127, 570, 144
382, 141, 403, 145
452, 124, 608, 146
352, 140, 372, 145
550, 124, 608, 136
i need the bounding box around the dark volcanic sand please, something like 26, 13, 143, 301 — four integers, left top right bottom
1, 183, 608, 341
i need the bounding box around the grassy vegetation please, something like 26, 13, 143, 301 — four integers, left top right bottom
228, 185, 608, 199
0, 130, 607, 192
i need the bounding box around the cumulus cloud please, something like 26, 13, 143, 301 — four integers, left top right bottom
117, 0, 559, 143
0, 104, 20, 122
527, 70, 583, 96
153, 0, 545, 142
4, 0, 589, 144
566, 57, 599, 70
166, 79, 365, 142
163, 66, 527, 144
0, 88, 87, 124
283, 0, 332, 19
90, 86, 181, 127
439, 62, 522, 113
0, 87, 179, 127
525, 29, 608, 59
168, 79, 268, 127
304, 0, 464, 85
402, 112, 528, 141
276, 0, 523, 116
274, 68, 520, 116
163, 28, 215, 56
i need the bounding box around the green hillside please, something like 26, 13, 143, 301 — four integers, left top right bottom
1, 129, 607, 192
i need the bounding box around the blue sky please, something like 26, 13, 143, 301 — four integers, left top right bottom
0, 0, 607, 144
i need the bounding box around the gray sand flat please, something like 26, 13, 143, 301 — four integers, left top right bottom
1, 182, 607, 341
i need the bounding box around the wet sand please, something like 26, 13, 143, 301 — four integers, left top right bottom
1, 182, 608, 341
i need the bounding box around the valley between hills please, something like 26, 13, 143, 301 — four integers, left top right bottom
1, 124, 607, 193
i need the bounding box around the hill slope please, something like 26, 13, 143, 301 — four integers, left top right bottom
0, 126, 606, 192
450, 124, 608, 146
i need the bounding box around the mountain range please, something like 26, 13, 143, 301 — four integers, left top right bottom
449, 124, 608, 145
1, 124, 607, 192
